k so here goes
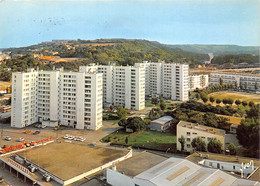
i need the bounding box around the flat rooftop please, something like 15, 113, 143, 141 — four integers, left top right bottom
178, 120, 226, 136
16, 142, 127, 181
115, 151, 168, 177
152, 116, 173, 125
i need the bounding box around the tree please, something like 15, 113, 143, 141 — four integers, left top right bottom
240, 82, 243, 90
125, 137, 129, 144
219, 78, 223, 85
160, 100, 166, 110
191, 137, 206, 152
116, 106, 127, 119
222, 99, 228, 105
249, 101, 255, 107
202, 97, 208, 103
228, 143, 236, 155
227, 98, 234, 105
235, 100, 241, 105
209, 97, 215, 103
242, 101, 248, 107
126, 117, 146, 132
207, 138, 222, 153
118, 118, 127, 129
235, 81, 238, 89
244, 82, 248, 90
151, 97, 159, 105
255, 82, 258, 91
178, 135, 186, 152
216, 99, 221, 104
195, 93, 200, 99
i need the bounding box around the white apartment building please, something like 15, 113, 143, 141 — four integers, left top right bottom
177, 121, 226, 152
135, 61, 189, 101
210, 72, 260, 91
80, 65, 146, 111
189, 74, 209, 90
11, 68, 103, 130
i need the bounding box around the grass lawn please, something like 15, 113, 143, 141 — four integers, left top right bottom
100, 129, 129, 143
114, 130, 177, 152
145, 100, 154, 107
208, 91, 260, 104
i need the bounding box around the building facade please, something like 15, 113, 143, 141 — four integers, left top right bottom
177, 121, 226, 152
189, 74, 209, 90
135, 61, 189, 101
11, 68, 103, 130
79, 65, 146, 110
210, 72, 260, 91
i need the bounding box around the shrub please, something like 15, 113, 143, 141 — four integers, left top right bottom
235, 100, 241, 105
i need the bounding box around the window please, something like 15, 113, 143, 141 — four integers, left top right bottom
187, 138, 190, 142
187, 144, 191, 148
209, 162, 212, 166
187, 132, 190, 136
233, 165, 235, 170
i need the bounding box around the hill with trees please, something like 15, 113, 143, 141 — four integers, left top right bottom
211, 54, 259, 65
167, 44, 260, 55
2, 39, 209, 70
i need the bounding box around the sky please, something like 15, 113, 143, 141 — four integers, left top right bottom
0, 0, 259, 48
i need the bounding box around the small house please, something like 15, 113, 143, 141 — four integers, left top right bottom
149, 116, 173, 132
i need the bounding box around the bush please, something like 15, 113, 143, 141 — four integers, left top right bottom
249, 101, 255, 107
216, 99, 222, 104
228, 143, 236, 155
209, 97, 215, 103
242, 101, 248, 107
235, 100, 241, 105
202, 97, 208, 103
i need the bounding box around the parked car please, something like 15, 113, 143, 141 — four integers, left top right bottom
33, 131, 40, 135
41, 125, 46, 129
18, 137, 25, 142
88, 143, 96, 147
5, 136, 11, 141
34, 123, 41, 128
24, 130, 31, 134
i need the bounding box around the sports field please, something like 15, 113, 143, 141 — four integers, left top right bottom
208, 91, 260, 104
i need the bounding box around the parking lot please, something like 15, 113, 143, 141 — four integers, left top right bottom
0, 121, 120, 148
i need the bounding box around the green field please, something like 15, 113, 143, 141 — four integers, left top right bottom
208, 91, 260, 104
114, 130, 176, 152
101, 129, 129, 142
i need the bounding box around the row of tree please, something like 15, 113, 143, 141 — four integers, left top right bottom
178, 136, 236, 155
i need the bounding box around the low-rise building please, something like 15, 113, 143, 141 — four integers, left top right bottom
149, 116, 173, 132
106, 151, 258, 186
177, 121, 226, 152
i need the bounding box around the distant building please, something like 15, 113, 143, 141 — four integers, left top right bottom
189, 74, 209, 90
135, 61, 189, 101
177, 121, 226, 152
149, 116, 173, 132
80, 65, 146, 111
210, 72, 260, 91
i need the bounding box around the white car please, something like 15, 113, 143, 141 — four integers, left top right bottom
18, 137, 25, 142
80, 138, 86, 142
67, 136, 74, 140
41, 125, 46, 129
5, 136, 11, 141
63, 135, 69, 139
